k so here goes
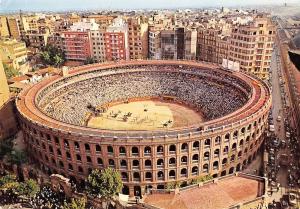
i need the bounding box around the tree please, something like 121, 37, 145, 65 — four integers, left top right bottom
30, 186, 66, 209
17, 179, 40, 198
3, 64, 19, 79
86, 168, 122, 208
64, 197, 86, 209
40, 44, 65, 67
7, 150, 28, 166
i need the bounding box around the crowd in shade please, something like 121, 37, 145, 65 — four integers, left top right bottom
36, 65, 251, 126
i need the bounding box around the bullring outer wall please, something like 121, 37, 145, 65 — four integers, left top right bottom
16, 60, 271, 196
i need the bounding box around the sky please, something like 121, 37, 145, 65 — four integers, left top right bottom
0, 0, 299, 12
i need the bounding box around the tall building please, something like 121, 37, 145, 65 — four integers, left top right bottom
62, 19, 99, 61
197, 28, 229, 64
0, 16, 10, 37
0, 39, 28, 74
0, 59, 10, 107
160, 27, 185, 60
7, 17, 22, 40
127, 16, 148, 60
228, 15, 275, 80
90, 30, 106, 62
184, 28, 197, 60
105, 18, 129, 61
148, 28, 161, 59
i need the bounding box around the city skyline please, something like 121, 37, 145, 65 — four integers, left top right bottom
0, 0, 299, 12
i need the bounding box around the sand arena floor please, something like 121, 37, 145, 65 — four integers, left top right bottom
87, 100, 204, 130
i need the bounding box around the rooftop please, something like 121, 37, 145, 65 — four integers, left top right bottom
143, 174, 265, 209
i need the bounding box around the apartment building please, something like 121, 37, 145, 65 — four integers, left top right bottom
62, 19, 99, 61
0, 59, 10, 107
90, 30, 106, 62
0, 39, 28, 74
7, 17, 21, 40
0, 16, 10, 37
184, 28, 197, 60
148, 28, 161, 59
196, 28, 229, 64
127, 16, 148, 60
229, 15, 275, 80
105, 18, 129, 61
160, 27, 185, 60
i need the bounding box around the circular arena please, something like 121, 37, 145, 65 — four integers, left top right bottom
16, 60, 271, 197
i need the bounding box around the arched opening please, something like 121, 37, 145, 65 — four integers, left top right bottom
122, 185, 129, 195
157, 185, 164, 190
232, 143, 237, 150
157, 171, 164, 180
144, 146, 151, 155
225, 133, 230, 141
238, 151, 242, 158
230, 154, 236, 162
107, 146, 113, 153
239, 139, 244, 147
169, 144, 176, 152
134, 186, 141, 197
78, 166, 83, 173
120, 159, 127, 167
241, 127, 246, 134
193, 141, 199, 149
145, 172, 152, 180
204, 139, 211, 146
97, 158, 103, 165
222, 158, 228, 165
223, 146, 229, 153
169, 170, 176, 179
157, 145, 163, 153
192, 166, 198, 175
181, 168, 187, 177
221, 170, 226, 176
243, 160, 247, 166
181, 156, 187, 165
157, 159, 164, 167
145, 159, 152, 167
86, 156, 92, 163
76, 154, 81, 161
203, 164, 209, 172
215, 136, 221, 144
68, 164, 73, 171
192, 154, 199, 162
233, 130, 238, 138
64, 139, 69, 148
119, 146, 126, 155
74, 142, 80, 150
95, 145, 101, 153
121, 172, 128, 181
133, 160, 139, 167
204, 151, 210, 160
169, 157, 176, 165
181, 143, 188, 151
109, 159, 115, 166
229, 167, 235, 174
236, 163, 241, 171
85, 143, 90, 151
133, 172, 140, 181
246, 136, 250, 143
212, 174, 218, 178
132, 147, 139, 155
213, 161, 219, 170
214, 149, 220, 157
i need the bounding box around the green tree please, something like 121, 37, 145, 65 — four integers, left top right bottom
8, 150, 28, 166
86, 168, 122, 208
3, 64, 19, 79
0, 174, 19, 191
17, 179, 40, 198
64, 197, 86, 209
40, 44, 65, 67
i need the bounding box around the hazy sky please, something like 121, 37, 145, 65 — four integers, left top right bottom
0, 0, 299, 12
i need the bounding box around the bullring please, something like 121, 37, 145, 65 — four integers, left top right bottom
16, 60, 271, 197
